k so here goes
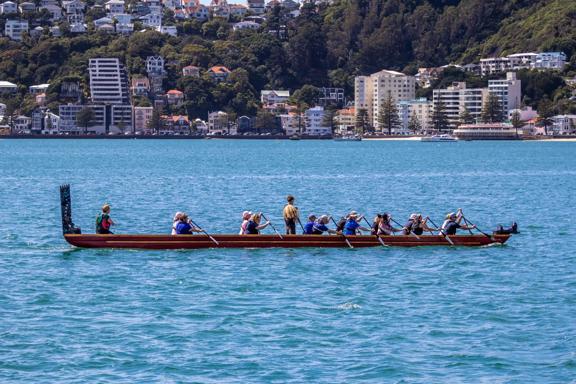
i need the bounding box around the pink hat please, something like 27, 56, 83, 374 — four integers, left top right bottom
242, 211, 252, 219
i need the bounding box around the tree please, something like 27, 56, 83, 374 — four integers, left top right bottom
407, 113, 422, 134
537, 99, 556, 136
322, 107, 336, 134
291, 85, 321, 107
432, 100, 450, 132
459, 105, 475, 125
254, 109, 277, 133
377, 93, 400, 135
355, 108, 370, 135
510, 110, 523, 137
481, 93, 504, 123
76, 107, 94, 135
147, 109, 162, 134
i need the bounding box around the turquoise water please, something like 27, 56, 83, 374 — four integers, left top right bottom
0, 139, 575, 382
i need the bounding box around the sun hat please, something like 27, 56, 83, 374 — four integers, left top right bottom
173, 211, 184, 221
242, 210, 252, 219
319, 215, 329, 223
308, 214, 317, 221
410, 213, 418, 220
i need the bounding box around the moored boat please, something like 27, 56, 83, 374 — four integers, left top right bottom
420, 134, 457, 142
334, 135, 362, 141
59, 185, 512, 250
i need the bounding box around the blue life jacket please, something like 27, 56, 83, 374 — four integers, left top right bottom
303, 221, 315, 234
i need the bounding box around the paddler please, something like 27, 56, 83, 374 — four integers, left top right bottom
342, 211, 371, 235
302, 214, 317, 234
96, 204, 115, 234
282, 195, 299, 235
377, 213, 402, 235
245, 212, 271, 235
312, 215, 338, 235
441, 209, 476, 235
175, 213, 203, 235
239, 210, 252, 235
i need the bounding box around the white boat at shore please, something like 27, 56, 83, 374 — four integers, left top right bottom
334, 135, 362, 141
420, 134, 457, 142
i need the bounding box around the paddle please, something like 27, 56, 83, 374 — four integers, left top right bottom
362, 217, 387, 247
461, 215, 492, 239
390, 217, 420, 240
427, 217, 455, 246
261, 213, 283, 240
296, 217, 305, 233
330, 216, 353, 249
189, 218, 220, 246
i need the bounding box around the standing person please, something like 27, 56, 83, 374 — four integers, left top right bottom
302, 214, 317, 234
282, 195, 299, 235
244, 213, 271, 235
343, 211, 371, 235
175, 213, 202, 235
96, 204, 115, 234
239, 210, 252, 235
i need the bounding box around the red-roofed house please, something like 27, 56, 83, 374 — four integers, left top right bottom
208, 66, 231, 82
166, 89, 184, 105
161, 114, 191, 134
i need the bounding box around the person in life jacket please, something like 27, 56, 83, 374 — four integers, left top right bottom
239, 210, 252, 235
282, 195, 299, 235
412, 214, 434, 235
441, 209, 476, 235
174, 213, 202, 235
96, 204, 115, 234
342, 211, 371, 235
403, 213, 419, 235
171, 212, 184, 235
244, 213, 271, 235
376, 213, 402, 235
303, 214, 317, 234
312, 215, 338, 235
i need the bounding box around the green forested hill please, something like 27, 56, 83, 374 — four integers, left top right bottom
0, 0, 574, 118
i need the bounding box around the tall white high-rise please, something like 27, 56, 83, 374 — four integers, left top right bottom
89, 58, 130, 105
432, 82, 488, 130
354, 69, 416, 131
488, 72, 521, 114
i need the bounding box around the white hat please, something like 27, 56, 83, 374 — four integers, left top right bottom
173, 211, 184, 221
242, 210, 252, 219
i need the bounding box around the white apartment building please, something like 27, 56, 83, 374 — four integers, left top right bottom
480, 52, 567, 75
280, 112, 301, 136
208, 111, 229, 134
488, 72, 521, 114
355, 69, 416, 131
304, 106, 331, 136
535, 52, 567, 69
552, 115, 576, 135
398, 98, 432, 133
261, 90, 290, 105
433, 82, 488, 130
5, 20, 29, 41
89, 58, 130, 104
133, 106, 153, 133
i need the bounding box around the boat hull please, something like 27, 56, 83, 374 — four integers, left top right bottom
64, 233, 510, 249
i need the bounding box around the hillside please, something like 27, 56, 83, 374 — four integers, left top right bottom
0, 0, 574, 118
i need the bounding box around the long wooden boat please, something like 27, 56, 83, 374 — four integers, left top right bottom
59, 185, 511, 249
63, 233, 510, 249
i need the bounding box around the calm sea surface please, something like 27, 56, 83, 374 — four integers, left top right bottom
0, 139, 575, 383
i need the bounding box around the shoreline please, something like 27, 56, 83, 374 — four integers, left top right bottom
1, 134, 575, 141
